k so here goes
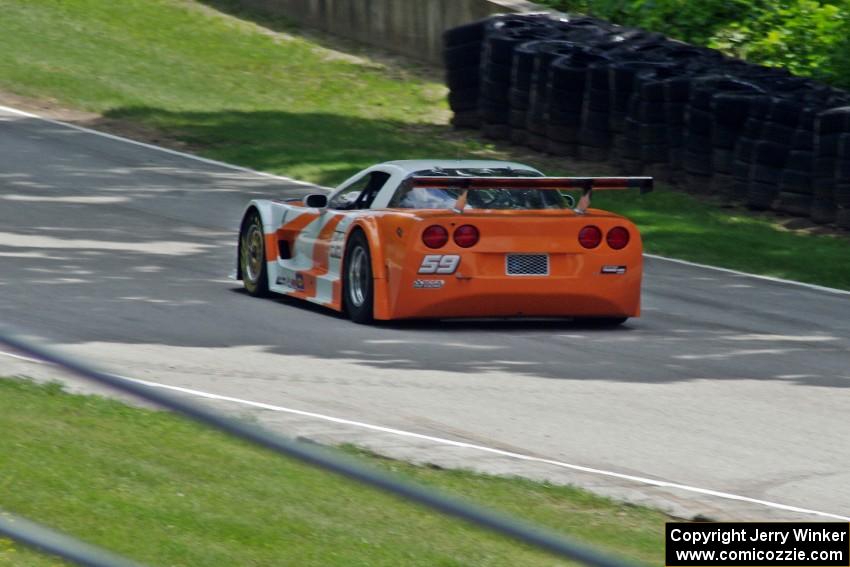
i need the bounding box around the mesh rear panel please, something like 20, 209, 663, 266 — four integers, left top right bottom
506, 254, 549, 275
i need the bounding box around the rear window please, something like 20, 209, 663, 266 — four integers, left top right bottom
389, 187, 569, 210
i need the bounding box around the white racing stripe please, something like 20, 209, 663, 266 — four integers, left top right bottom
2, 103, 847, 296
1, 350, 847, 521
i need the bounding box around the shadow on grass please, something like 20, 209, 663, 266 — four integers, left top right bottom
104, 106, 474, 187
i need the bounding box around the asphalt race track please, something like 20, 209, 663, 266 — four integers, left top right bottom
2, 107, 849, 522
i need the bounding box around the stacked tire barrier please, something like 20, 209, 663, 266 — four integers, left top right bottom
443, 13, 850, 227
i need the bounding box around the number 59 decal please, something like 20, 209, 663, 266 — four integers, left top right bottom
419, 254, 460, 274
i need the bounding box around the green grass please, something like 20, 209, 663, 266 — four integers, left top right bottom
0, 378, 667, 566
0, 0, 848, 289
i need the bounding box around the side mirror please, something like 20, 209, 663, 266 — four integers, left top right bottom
305, 194, 328, 208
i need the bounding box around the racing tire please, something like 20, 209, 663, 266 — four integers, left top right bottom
343, 231, 375, 324
578, 316, 629, 327
451, 111, 481, 129
240, 210, 270, 297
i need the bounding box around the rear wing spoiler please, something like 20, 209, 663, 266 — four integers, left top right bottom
408, 176, 653, 214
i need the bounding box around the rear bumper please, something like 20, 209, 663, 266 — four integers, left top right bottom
382, 268, 642, 320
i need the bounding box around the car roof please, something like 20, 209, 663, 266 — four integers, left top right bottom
380, 159, 543, 174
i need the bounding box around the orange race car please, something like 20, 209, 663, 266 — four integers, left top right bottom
236, 160, 651, 324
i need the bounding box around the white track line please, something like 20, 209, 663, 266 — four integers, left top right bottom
2, 102, 847, 295
0, 104, 317, 187
1, 350, 847, 521
645, 254, 850, 296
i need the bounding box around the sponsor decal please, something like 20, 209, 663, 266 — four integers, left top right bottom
601, 265, 627, 275
276, 273, 306, 291
329, 231, 345, 259
413, 279, 445, 289
418, 254, 460, 274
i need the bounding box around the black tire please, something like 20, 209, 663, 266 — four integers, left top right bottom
639, 124, 667, 145
712, 126, 739, 149
480, 79, 510, 104
583, 109, 610, 130
815, 157, 836, 176
759, 122, 797, 145
444, 19, 487, 48
683, 149, 713, 176
478, 99, 509, 124
816, 106, 850, 135
786, 150, 813, 172
451, 110, 481, 129
546, 138, 578, 156
480, 62, 512, 83
509, 108, 528, 128
482, 122, 511, 139
239, 210, 270, 297
712, 149, 735, 173
775, 192, 812, 216
640, 143, 670, 164
779, 168, 813, 193
735, 138, 757, 162
578, 316, 629, 327
636, 101, 667, 122
684, 133, 711, 152
835, 207, 850, 229
746, 180, 779, 210
446, 65, 481, 90
443, 41, 483, 68
547, 124, 579, 143
585, 88, 611, 112
811, 197, 836, 224
448, 89, 479, 112
790, 129, 813, 151
753, 141, 788, 167
834, 182, 850, 207
838, 134, 850, 159
665, 102, 688, 125
578, 144, 609, 162
751, 164, 782, 185
816, 133, 842, 157
711, 172, 737, 198
686, 108, 712, 135
579, 127, 612, 148
343, 231, 374, 324
510, 127, 529, 146
712, 94, 759, 125
767, 98, 803, 128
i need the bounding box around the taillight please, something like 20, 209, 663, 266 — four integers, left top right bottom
453, 224, 479, 248
422, 225, 449, 248
578, 225, 602, 249
606, 226, 630, 250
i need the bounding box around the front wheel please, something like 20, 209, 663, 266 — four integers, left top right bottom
240, 211, 270, 297
343, 232, 374, 324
